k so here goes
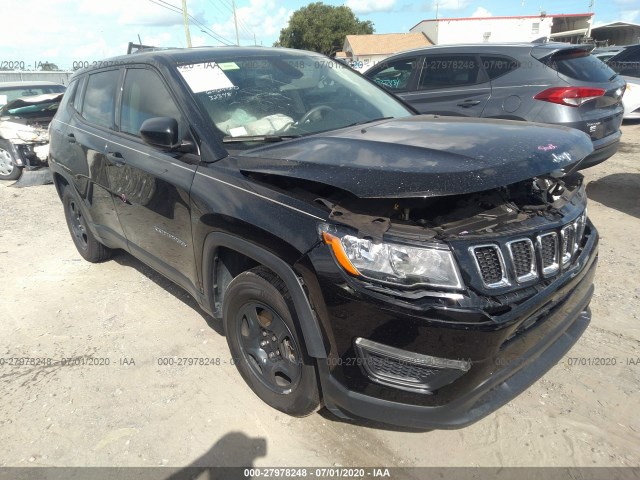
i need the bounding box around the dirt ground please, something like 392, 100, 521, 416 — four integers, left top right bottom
0, 123, 639, 472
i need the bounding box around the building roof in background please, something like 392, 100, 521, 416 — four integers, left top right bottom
411, 13, 593, 29
344, 33, 432, 56
592, 21, 640, 29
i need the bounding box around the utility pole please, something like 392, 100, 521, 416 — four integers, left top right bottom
254, 33, 257, 46
232, 0, 240, 46
182, 0, 192, 47
435, 0, 439, 45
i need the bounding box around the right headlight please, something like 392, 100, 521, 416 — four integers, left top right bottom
318, 223, 463, 290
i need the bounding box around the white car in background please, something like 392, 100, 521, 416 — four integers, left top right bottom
623, 77, 640, 120
606, 45, 640, 120
0, 81, 65, 180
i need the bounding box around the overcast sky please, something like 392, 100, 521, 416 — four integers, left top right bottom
3, 0, 638, 71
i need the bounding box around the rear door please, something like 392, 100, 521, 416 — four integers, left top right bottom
60, 70, 127, 246
106, 66, 199, 291
401, 53, 490, 117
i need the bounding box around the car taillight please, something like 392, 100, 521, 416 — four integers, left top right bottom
534, 87, 606, 107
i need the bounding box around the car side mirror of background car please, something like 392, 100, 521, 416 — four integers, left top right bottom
139, 117, 180, 150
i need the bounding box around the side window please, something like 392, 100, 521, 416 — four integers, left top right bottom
120, 68, 184, 138
367, 58, 417, 91
419, 55, 482, 90
480, 55, 520, 80
82, 70, 119, 129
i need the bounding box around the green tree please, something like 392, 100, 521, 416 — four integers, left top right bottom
276, 2, 374, 56
40, 62, 60, 71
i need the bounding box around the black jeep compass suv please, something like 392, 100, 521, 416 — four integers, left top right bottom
48, 47, 598, 428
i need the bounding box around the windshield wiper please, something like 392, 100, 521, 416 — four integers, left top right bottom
222, 134, 300, 143
609, 73, 619, 81
347, 117, 394, 127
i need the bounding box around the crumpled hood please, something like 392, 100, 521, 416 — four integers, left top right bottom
238, 116, 594, 198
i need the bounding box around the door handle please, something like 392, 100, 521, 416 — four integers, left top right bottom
457, 100, 481, 108
106, 152, 125, 167
67, 133, 76, 144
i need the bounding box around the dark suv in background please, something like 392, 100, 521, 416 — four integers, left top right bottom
365, 43, 626, 169
49, 47, 598, 428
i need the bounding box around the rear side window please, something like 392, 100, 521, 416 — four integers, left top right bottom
56, 80, 78, 116
120, 68, 184, 138
367, 58, 417, 91
544, 51, 615, 82
82, 70, 119, 129
480, 56, 520, 80
419, 55, 482, 89
73, 77, 85, 112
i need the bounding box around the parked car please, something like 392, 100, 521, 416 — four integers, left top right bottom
592, 46, 626, 63
0, 81, 66, 180
49, 47, 598, 429
365, 43, 626, 169
607, 44, 640, 119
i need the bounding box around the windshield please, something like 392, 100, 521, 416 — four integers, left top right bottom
0, 85, 66, 106
179, 54, 413, 144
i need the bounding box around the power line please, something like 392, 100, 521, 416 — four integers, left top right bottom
206, 0, 256, 44
155, 0, 233, 44
147, 0, 235, 45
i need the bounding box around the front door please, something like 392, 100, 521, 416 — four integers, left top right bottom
106, 67, 199, 291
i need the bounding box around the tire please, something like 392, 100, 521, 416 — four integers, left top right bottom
62, 186, 112, 263
223, 266, 320, 416
0, 143, 22, 181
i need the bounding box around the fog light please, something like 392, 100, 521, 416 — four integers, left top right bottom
354, 338, 470, 394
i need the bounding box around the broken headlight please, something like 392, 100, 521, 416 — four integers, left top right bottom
318, 224, 463, 289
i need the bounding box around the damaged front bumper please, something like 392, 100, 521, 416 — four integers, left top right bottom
0, 118, 50, 170
5, 140, 49, 170
308, 219, 598, 429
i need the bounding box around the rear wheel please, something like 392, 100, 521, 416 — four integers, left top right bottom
62, 187, 112, 262
223, 267, 320, 416
0, 144, 22, 181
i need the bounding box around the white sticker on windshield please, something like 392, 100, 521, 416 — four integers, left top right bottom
177, 62, 235, 93
229, 126, 248, 137
218, 62, 240, 71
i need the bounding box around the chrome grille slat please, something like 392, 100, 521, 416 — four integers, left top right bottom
469, 244, 509, 288
538, 232, 559, 277
561, 225, 575, 266
507, 238, 537, 283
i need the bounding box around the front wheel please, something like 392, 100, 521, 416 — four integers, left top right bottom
223, 267, 320, 416
62, 187, 112, 262
0, 143, 22, 181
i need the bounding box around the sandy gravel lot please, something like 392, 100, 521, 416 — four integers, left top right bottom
0, 123, 639, 474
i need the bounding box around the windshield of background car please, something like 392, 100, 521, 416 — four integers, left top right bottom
178, 55, 413, 143
608, 46, 640, 79
0, 100, 62, 118
0, 85, 66, 106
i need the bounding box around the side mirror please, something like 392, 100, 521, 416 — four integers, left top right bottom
139, 117, 180, 149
